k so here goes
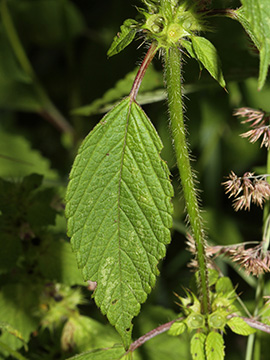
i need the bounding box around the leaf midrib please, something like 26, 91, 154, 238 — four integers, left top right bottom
116, 98, 133, 316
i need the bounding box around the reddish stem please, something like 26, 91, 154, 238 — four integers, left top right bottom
129, 42, 158, 102
125, 317, 183, 354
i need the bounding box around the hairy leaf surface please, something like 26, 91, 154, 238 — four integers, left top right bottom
168, 321, 186, 336
227, 317, 256, 335
191, 36, 226, 88
205, 331, 224, 360
237, 0, 270, 89
215, 277, 234, 294
66, 97, 174, 347
190, 332, 206, 360
107, 19, 137, 57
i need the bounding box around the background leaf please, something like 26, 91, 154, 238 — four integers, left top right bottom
0, 284, 40, 350
66, 97, 174, 347
71, 65, 163, 117
66, 345, 125, 360
237, 0, 270, 89
39, 239, 85, 286
0, 128, 58, 180
61, 315, 121, 353
0, 322, 26, 345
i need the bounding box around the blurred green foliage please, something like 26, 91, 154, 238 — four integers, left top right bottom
0, 0, 270, 359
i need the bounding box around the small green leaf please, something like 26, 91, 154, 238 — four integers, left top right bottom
227, 317, 256, 335
168, 321, 186, 336
181, 39, 197, 59
66, 97, 174, 347
191, 36, 226, 88
181, 39, 203, 71
207, 269, 219, 287
190, 332, 206, 360
107, 19, 138, 57
205, 331, 224, 360
215, 277, 234, 294
237, 0, 270, 89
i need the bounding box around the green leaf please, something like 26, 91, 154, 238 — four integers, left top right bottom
66, 345, 126, 360
0, 322, 26, 345
190, 332, 206, 360
61, 315, 121, 352
8, 0, 85, 47
181, 39, 197, 59
215, 277, 234, 294
71, 65, 163, 117
39, 239, 85, 286
168, 321, 186, 336
0, 284, 39, 350
205, 332, 224, 360
107, 19, 138, 58
0, 233, 22, 275
227, 317, 256, 335
0, 128, 58, 180
0, 25, 42, 112
237, 0, 270, 89
66, 97, 174, 347
191, 36, 226, 88
181, 39, 203, 71
207, 269, 219, 287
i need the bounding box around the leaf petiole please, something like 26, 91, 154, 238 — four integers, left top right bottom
130, 42, 158, 102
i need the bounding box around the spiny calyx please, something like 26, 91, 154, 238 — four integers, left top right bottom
140, 1, 207, 48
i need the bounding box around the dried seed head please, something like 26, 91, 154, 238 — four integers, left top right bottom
234, 107, 270, 148
222, 171, 242, 198
231, 244, 270, 277
234, 107, 266, 127
222, 172, 270, 211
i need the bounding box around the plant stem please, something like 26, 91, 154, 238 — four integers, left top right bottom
126, 317, 183, 354
245, 147, 270, 360
164, 46, 210, 314
130, 43, 158, 102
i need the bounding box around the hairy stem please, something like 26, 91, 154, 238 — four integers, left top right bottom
164, 46, 210, 314
130, 43, 158, 101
